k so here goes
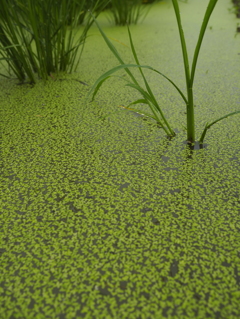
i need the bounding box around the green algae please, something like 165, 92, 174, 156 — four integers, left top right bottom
1, 1, 240, 318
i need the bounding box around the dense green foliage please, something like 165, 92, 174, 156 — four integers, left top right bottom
0, 0, 107, 83
0, 0, 156, 84
108, 0, 154, 25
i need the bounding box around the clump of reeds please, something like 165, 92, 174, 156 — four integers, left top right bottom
108, 0, 154, 26
0, 0, 107, 84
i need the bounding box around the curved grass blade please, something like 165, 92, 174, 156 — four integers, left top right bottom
91, 13, 182, 138
88, 64, 175, 136
88, 68, 173, 135
150, 67, 188, 104
122, 103, 167, 125
91, 13, 185, 103
124, 83, 175, 136
88, 63, 145, 101
89, 62, 187, 105
119, 104, 166, 127
91, 14, 128, 68
191, 0, 218, 86
199, 110, 240, 143
127, 25, 187, 105
125, 82, 167, 120
128, 98, 148, 106
90, 76, 111, 102
127, 25, 179, 136
88, 62, 178, 136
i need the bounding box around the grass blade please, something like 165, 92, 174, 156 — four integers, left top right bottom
119, 104, 166, 128
127, 25, 177, 135
88, 61, 177, 136
199, 110, 240, 143
191, 0, 218, 86
88, 63, 157, 101
172, 0, 190, 86
90, 14, 139, 85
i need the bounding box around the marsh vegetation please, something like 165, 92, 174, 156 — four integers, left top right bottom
90, 0, 240, 146
1, 1, 240, 318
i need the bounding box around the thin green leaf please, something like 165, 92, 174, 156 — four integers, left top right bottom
88, 63, 142, 101
120, 104, 167, 132
125, 82, 175, 136
172, 0, 190, 86
90, 76, 111, 102
128, 27, 187, 103
89, 61, 187, 104
91, 14, 138, 85
128, 99, 148, 106
127, 24, 186, 135
91, 14, 124, 66
199, 110, 240, 143
191, 0, 218, 86
151, 67, 188, 104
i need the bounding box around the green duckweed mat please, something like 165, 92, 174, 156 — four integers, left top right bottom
1, 0, 240, 318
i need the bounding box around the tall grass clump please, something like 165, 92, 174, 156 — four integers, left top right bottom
0, 0, 107, 84
108, 0, 154, 25
89, 0, 240, 145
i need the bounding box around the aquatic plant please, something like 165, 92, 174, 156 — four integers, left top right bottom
108, 0, 153, 26
0, 0, 106, 83
89, 0, 240, 145
232, 0, 240, 18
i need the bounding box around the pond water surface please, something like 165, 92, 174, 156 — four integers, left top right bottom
1, 0, 240, 318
